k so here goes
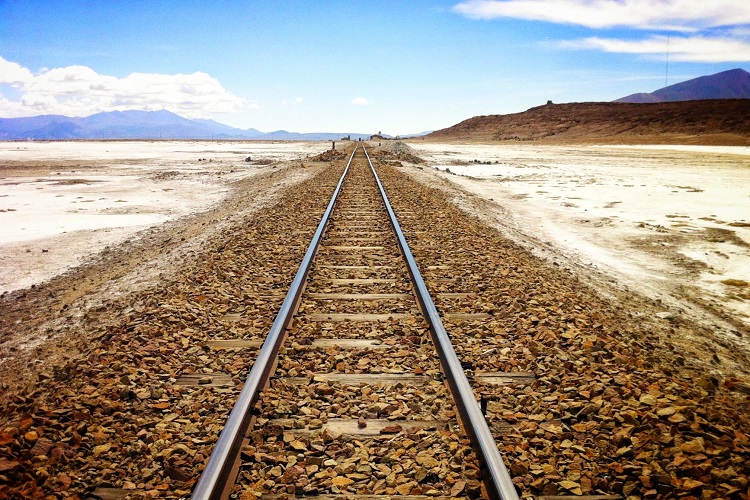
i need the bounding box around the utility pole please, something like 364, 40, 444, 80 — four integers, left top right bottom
665, 34, 670, 86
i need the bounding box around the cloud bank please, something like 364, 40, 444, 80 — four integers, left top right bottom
453, 0, 750, 30
281, 96, 304, 106
562, 35, 750, 63
453, 0, 750, 62
0, 57, 247, 118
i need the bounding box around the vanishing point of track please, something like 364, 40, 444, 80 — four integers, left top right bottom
192, 145, 519, 499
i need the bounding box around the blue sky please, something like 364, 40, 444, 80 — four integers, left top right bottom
1, 0, 749, 135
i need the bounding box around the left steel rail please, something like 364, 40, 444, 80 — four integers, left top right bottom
191, 147, 357, 500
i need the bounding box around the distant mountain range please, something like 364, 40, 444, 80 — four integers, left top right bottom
4, 68, 745, 141
0, 109, 397, 141
615, 68, 750, 103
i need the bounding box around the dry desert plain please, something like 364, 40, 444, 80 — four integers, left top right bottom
1, 139, 749, 374
0, 141, 326, 293
0, 139, 750, 498
404, 141, 750, 335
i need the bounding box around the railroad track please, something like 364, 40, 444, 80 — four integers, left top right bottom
4, 142, 747, 500
192, 145, 518, 499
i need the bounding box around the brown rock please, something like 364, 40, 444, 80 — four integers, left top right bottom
0, 458, 20, 472
416, 454, 439, 468
331, 476, 354, 487
451, 480, 466, 496
30, 437, 54, 457
680, 438, 705, 454
395, 482, 415, 495
289, 440, 307, 451
656, 406, 676, 417
682, 478, 704, 490
0, 432, 14, 446
380, 425, 403, 434
639, 394, 657, 405
93, 443, 112, 456
616, 446, 633, 457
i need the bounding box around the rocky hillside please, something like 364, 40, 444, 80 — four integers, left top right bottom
426, 99, 750, 145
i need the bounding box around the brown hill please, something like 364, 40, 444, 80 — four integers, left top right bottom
426, 99, 750, 145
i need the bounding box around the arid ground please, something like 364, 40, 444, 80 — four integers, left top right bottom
406, 141, 750, 334
2, 138, 749, 388
0, 140, 749, 498
0, 141, 326, 293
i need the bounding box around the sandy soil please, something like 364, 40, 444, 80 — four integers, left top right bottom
0, 141, 326, 292
404, 141, 750, 348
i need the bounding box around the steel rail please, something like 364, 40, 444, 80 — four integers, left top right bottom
191, 146, 358, 500
363, 146, 519, 500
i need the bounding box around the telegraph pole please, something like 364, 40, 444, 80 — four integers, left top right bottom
665, 34, 670, 86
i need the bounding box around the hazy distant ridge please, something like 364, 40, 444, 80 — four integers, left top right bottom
615, 68, 750, 103
0, 110, 383, 141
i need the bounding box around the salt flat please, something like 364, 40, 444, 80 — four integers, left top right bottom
0, 141, 326, 292
407, 141, 750, 328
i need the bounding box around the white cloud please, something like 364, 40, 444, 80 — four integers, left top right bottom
561, 35, 750, 62
452, 0, 750, 31
351, 96, 370, 106
0, 57, 34, 86
0, 56, 247, 118
453, 2, 750, 62
281, 96, 304, 106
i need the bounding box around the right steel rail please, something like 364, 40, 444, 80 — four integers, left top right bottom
363, 145, 520, 500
